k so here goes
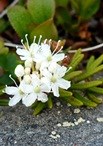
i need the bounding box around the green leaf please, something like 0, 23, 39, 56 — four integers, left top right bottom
33, 102, 46, 115
60, 89, 72, 97
71, 0, 100, 20
71, 81, 103, 90
88, 87, 103, 94
80, 0, 100, 20
86, 56, 95, 71
74, 92, 97, 107
76, 64, 103, 82
0, 19, 9, 33
47, 96, 53, 109
71, 0, 81, 14
30, 19, 58, 41
60, 95, 83, 106
87, 92, 102, 104
7, 5, 33, 38
64, 70, 82, 80
0, 53, 20, 85
0, 74, 14, 85
87, 54, 103, 71
0, 53, 19, 75
69, 54, 84, 72
27, 0, 55, 23
55, 0, 69, 7
0, 86, 5, 95
0, 99, 9, 106
56, 7, 72, 28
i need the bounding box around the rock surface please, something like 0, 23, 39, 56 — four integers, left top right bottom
0, 102, 103, 146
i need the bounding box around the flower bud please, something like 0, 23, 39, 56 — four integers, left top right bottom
25, 67, 31, 75
15, 65, 24, 77
24, 75, 31, 84
36, 62, 41, 70
25, 59, 32, 68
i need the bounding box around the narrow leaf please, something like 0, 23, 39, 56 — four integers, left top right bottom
71, 81, 103, 90
47, 96, 53, 109
88, 87, 103, 94
74, 92, 97, 107
59, 89, 72, 97
64, 70, 82, 80
69, 54, 84, 72
76, 64, 103, 82
60, 96, 83, 107
33, 102, 46, 115
86, 56, 95, 71
0, 99, 9, 106
87, 92, 103, 104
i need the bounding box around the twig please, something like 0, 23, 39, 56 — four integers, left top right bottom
4, 42, 103, 53
4, 42, 23, 48
0, 0, 19, 19
68, 43, 103, 53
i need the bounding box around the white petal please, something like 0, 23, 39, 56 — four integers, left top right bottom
41, 69, 52, 78
9, 94, 22, 106
57, 78, 71, 89
30, 43, 40, 52
52, 84, 59, 97
41, 84, 50, 93
41, 43, 51, 56
5, 86, 18, 95
53, 53, 65, 62
31, 74, 40, 85
40, 61, 49, 70
48, 62, 57, 73
20, 82, 33, 94
22, 93, 37, 107
57, 65, 67, 77
16, 49, 29, 56
38, 93, 48, 102
20, 56, 28, 60
41, 77, 51, 88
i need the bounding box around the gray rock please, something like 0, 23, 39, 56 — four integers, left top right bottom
0, 102, 103, 146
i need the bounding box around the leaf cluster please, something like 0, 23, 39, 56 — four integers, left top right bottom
31, 49, 103, 115
1, 0, 100, 41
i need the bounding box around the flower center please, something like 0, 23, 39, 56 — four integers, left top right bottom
51, 76, 57, 83
47, 55, 52, 61
19, 89, 24, 95
34, 86, 41, 93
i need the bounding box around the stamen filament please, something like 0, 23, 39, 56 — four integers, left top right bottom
52, 40, 61, 55
33, 36, 36, 43
21, 39, 27, 50
38, 35, 42, 46
25, 34, 29, 49
9, 75, 18, 87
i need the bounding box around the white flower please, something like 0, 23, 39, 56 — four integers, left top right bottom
23, 74, 31, 84
16, 43, 40, 61
41, 63, 71, 97
25, 58, 33, 68
5, 35, 72, 108
5, 84, 27, 106
34, 43, 65, 70
24, 67, 31, 75
14, 64, 24, 77
21, 74, 50, 107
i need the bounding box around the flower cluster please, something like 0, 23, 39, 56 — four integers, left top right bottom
5, 35, 71, 107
